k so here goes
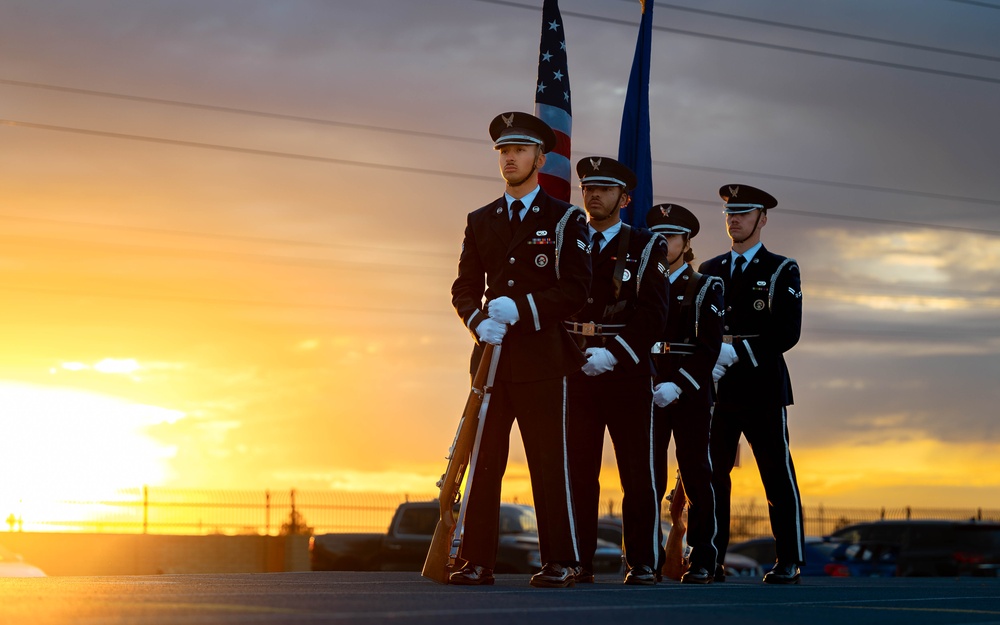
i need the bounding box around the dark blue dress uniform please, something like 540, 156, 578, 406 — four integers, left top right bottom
450, 114, 592, 575
697, 184, 806, 572
566, 157, 670, 579
646, 203, 724, 577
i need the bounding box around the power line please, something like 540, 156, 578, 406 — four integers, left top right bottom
4, 118, 998, 238
778, 208, 999, 236
0, 79, 481, 145
0, 119, 496, 184
642, 1, 1000, 64
948, 0, 1000, 9
0, 232, 452, 275
0, 285, 451, 316
470, 0, 1000, 86
4, 81, 998, 209
657, 196, 1000, 237
654, 160, 1000, 208
0, 213, 453, 258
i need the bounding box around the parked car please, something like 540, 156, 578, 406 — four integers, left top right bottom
596, 515, 762, 577
829, 520, 1000, 577
822, 540, 898, 577
726, 536, 842, 576
0, 544, 45, 578
311, 501, 621, 574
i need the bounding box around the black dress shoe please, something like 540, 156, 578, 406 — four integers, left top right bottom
681, 567, 714, 584
530, 562, 576, 588
624, 564, 657, 586
714, 564, 726, 582
574, 566, 595, 584
763, 562, 801, 585
448, 563, 495, 586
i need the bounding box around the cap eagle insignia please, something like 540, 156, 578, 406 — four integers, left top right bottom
729, 185, 740, 198
660, 204, 672, 216
502, 113, 515, 127
589, 157, 602, 171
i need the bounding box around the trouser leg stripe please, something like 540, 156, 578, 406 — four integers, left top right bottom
561, 376, 580, 561
782, 406, 804, 562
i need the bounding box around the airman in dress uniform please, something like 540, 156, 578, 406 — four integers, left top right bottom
646, 203, 724, 584
566, 156, 670, 585
449, 112, 592, 588
698, 184, 806, 584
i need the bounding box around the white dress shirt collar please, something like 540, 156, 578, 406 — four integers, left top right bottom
731, 241, 762, 266
668, 263, 689, 284
505, 186, 541, 218
588, 220, 622, 252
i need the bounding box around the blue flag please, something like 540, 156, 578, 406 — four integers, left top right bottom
617, 0, 654, 228
534, 0, 572, 202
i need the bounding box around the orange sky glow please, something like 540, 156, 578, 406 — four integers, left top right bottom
2, 1, 999, 532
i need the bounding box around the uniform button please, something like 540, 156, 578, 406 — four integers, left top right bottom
724, 325, 730, 331
726, 306, 732, 312
509, 257, 515, 264
587, 298, 593, 304
507, 280, 515, 287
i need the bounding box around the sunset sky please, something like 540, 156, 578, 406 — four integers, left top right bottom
1, 0, 998, 522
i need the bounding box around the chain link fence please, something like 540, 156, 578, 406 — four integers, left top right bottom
5, 488, 998, 537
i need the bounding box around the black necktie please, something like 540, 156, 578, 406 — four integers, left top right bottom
732, 255, 746, 279
510, 199, 524, 235
591, 232, 604, 258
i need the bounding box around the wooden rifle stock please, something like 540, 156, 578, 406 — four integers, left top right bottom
661, 470, 688, 581
421, 343, 498, 584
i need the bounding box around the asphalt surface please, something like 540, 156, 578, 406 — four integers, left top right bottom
1, 572, 999, 625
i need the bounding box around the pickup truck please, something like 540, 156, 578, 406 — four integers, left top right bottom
311, 500, 623, 574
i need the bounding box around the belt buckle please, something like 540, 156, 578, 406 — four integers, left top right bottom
723, 334, 733, 344
582, 322, 596, 337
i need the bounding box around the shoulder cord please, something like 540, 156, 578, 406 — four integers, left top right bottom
768, 258, 796, 310
554, 205, 586, 280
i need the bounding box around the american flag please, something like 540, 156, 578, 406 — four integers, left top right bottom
533, 0, 572, 202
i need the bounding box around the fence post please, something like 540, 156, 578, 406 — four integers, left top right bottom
143, 485, 149, 534
906, 506, 911, 520
266, 490, 271, 536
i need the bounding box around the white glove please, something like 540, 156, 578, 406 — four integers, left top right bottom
712, 363, 727, 382
653, 382, 682, 407
475, 318, 507, 345
716, 343, 738, 367
488, 296, 519, 325
581, 347, 617, 376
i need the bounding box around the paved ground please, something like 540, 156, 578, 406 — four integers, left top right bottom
1, 572, 999, 625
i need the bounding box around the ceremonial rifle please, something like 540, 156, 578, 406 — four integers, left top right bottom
661, 469, 689, 581
421, 343, 501, 583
